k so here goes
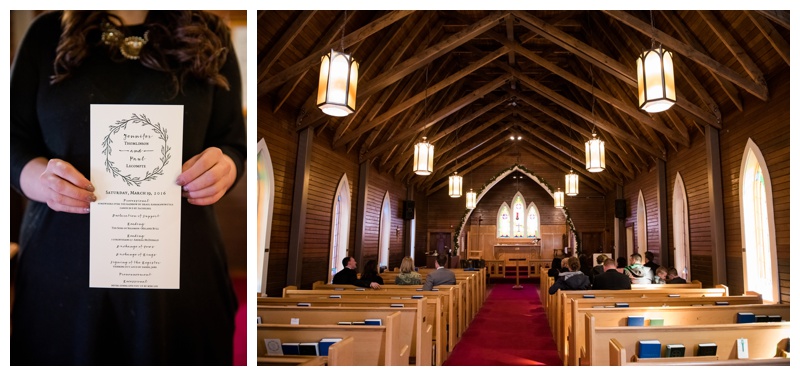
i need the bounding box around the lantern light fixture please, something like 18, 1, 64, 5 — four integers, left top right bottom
317, 11, 358, 117
466, 188, 477, 209
585, 67, 606, 173
449, 171, 463, 198
554, 188, 565, 208
413, 137, 434, 175
637, 11, 676, 113
565, 169, 579, 196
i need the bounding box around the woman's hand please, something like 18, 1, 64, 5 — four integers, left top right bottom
176, 147, 236, 206
20, 157, 96, 214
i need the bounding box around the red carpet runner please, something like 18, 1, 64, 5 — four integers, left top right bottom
443, 282, 561, 366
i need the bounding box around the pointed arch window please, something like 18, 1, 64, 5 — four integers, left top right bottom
497, 203, 511, 238
257, 139, 274, 295
512, 192, 526, 238
672, 173, 691, 281
329, 175, 351, 283
637, 190, 647, 254
378, 191, 391, 268
526, 203, 540, 238
740, 139, 779, 302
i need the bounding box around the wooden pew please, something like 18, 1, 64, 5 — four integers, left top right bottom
280, 287, 456, 364
257, 337, 355, 366
257, 296, 440, 365
570, 302, 787, 366
383, 268, 485, 320
257, 304, 432, 366
257, 311, 408, 366
307, 282, 465, 346
550, 285, 730, 361
583, 313, 791, 366
609, 338, 790, 366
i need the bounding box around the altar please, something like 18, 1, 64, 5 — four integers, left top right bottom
492, 243, 542, 261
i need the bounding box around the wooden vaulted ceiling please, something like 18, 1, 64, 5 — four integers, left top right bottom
257, 10, 790, 196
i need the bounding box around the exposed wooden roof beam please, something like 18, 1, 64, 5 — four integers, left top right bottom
697, 11, 765, 85
362, 74, 512, 162
257, 10, 317, 84
425, 139, 513, 194
754, 10, 790, 30
746, 11, 790, 66
518, 143, 611, 194
259, 10, 414, 96
603, 10, 769, 101
658, 10, 742, 113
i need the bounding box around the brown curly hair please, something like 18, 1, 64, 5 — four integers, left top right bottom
52, 11, 231, 96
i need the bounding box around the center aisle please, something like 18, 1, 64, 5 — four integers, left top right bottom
443, 282, 562, 366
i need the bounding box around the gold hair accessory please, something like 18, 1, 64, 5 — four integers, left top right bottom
101, 22, 149, 60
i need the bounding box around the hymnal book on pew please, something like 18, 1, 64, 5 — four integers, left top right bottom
416, 288, 424, 291
265, 338, 283, 356
334, 287, 344, 291
665, 344, 685, 357
299, 342, 319, 356
649, 317, 664, 326
318, 338, 342, 356
627, 316, 645, 326
352, 321, 366, 325
615, 302, 629, 308
696, 343, 717, 356
282, 342, 301, 355
365, 319, 382, 326
737, 312, 756, 323
583, 294, 595, 298
637, 340, 662, 358
668, 294, 680, 298
355, 288, 365, 291
755, 314, 769, 322
337, 321, 352, 325
390, 304, 405, 307
329, 295, 342, 299
715, 301, 729, 305
296, 302, 311, 307
257, 316, 262, 324
736, 338, 749, 359
768, 315, 782, 322
412, 295, 424, 299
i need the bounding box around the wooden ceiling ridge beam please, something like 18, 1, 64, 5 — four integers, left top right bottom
333, 46, 508, 147
256, 10, 317, 83
697, 11, 765, 85
361, 74, 512, 162
506, 65, 665, 159
259, 10, 415, 96
753, 10, 790, 31
746, 11, 790, 66
425, 141, 514, 195
658, 10, 742, 113
421, 134, 507, 188
603, 10, 769, 101
512, 91, 644, 169
511, 10, 637, 87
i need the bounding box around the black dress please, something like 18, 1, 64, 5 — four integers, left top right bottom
10, 12, 246, 365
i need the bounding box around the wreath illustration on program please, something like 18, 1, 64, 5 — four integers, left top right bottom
101, 113, 171, 187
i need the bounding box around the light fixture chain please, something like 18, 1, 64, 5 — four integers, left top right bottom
341, 10, 347, 52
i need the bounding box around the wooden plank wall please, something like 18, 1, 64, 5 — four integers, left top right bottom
360, 164, 408, 269
611, 68, 790, 299
719, 67, 790, 300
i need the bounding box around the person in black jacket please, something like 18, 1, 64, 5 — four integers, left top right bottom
593, 258, 632, 290
359, 260, 384, 287
548, 257, 590, 295
332, 257, 381, 289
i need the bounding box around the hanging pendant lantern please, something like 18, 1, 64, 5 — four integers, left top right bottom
317, 49, 359, 117
637, 46, 675, 113
449, 171, 463, 198
413, 137, 434, 175
585, 133, 605, 172
554, 188, 565, 208
565, 169, 579, 196
466, 188, 477, 209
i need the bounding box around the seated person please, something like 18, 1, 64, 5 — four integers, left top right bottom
592, 258, 632, 290
548, 257, 590, 295
590, 254, 607, 284
359, 260, 384, 287
623, 253, 653, 284
666, 267, 687, 284
395, 257, 422, 285
615, 256, 628, 273
332, 256, 381, 289
423, 253, 456, 291
654, 266, 668, 284
547, 257, 563, 278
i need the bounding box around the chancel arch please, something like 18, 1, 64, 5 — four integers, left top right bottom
739, 138, 779, 303
328, 174, 351, 283
672, 172, 690, 281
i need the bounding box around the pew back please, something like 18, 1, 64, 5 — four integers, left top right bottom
608, 338, 790, 366
257, 336, 355, 366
